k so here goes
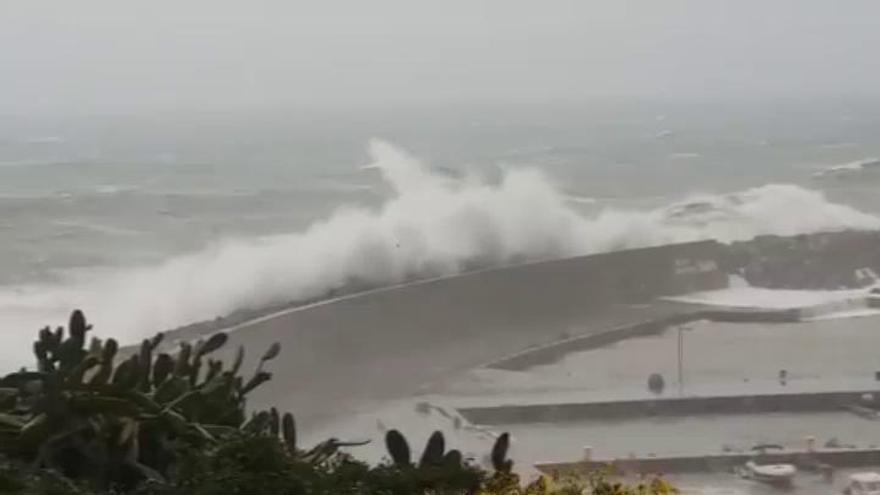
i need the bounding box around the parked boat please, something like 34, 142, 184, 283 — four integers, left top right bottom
741, 460, 796, 486
843, 472, 880, 495
738, 445, 796, 487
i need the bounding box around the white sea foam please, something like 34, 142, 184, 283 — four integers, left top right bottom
1, 140, 879, 365
563, 194, 598, 205
668, 152, 702, 160
812, 157, 880, 179
665, 287, 867, 310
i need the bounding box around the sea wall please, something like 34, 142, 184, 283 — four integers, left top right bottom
208, 240, 727, 429
456, 389, 880, 425
536, 447, 880, 474
486, 306, 800, 371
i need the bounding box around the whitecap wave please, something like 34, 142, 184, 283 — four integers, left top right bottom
564, 194, 598, 205
668, 152, 702, 160
1, 140, 878, 365
812, 157, 880, 179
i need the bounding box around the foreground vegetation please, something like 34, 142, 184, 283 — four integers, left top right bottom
0, 310, 676, 494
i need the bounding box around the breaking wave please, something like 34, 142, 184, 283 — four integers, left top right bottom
811, 157, 880, 179
1, 140, 879, 364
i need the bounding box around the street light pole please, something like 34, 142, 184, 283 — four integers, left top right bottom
677, 325, 690, 395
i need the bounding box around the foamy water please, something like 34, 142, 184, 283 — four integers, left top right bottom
1, 140, 879, 366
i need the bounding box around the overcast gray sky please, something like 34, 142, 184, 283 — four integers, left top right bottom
2, 0, 880, 114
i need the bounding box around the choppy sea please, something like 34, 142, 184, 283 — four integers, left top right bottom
3, 100, 880, 364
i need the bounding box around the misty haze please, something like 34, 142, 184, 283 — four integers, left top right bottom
4, 2, 880, 494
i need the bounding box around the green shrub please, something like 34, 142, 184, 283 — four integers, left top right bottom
0, 310, 677, 495
0, 309, 290, 491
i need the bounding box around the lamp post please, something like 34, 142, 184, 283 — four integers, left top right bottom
677, 325, 691, 395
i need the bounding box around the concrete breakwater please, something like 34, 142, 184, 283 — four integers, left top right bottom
484, 290, 876, 372
535, 447, 880, 475
457, 389, 880, 425
150, 232, 879, 429
485, 306, 800, 371
193, 240, 728, 429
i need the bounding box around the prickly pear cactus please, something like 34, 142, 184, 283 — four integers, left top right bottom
385, 429, 412, 467
0, 310, 286, 490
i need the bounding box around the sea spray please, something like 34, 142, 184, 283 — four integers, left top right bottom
0, 140, 878, 366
